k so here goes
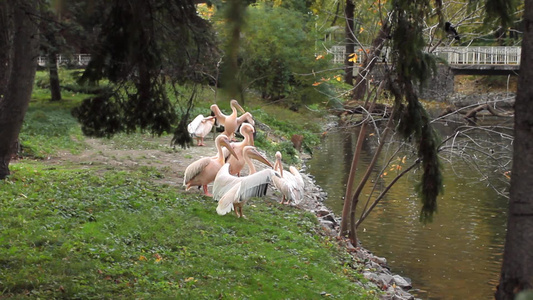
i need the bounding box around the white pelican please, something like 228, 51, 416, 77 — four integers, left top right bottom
187, 114, 215, 146
214, 146, 278, 218
224, 123, 255, 176
272, 151, 305, 205
210, 99, 246, 141
183, 134, 238, 196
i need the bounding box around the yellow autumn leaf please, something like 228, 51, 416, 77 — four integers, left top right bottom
139, 255, 147, 261
402, 156, 407, 164
336, 76, 342, 82
348, 53, 358, 62
184, 277, 195, 282
359, 27, 364, 33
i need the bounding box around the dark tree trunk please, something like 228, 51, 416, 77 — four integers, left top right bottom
48, 50, 62, 101
344, 0, 355, 85
0, 1, 39, 179
40, 6, 62, 101
495, 2, 533, 298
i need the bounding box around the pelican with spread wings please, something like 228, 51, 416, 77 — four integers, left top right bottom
214, 146, 279, 218
211, 99, 252, 141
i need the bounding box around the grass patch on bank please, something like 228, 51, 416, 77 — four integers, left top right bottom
0, 162, 375, 299
20, 100, 86, 158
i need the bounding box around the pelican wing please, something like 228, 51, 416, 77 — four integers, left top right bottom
183, 157, 211, 186
237, 112, 255, 127
195, 118, 214, 138
272, 171, 303, 204
187, 114, 205, 135
213, 163, 240, 201
283, 171, 304, 204
238, 169, 275, 200
289, 166, 305, 189
216, 184, 240, 215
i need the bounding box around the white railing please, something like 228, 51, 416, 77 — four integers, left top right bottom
329, 46, 521, 65
37, 54, 91, 67
433, 46, 520, 65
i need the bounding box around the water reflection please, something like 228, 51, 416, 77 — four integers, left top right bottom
307, 122, 509, 300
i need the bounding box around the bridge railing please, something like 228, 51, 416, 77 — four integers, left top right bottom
433, 46, 520, 65
328, 45, 521, 65
37, 54, 91, 67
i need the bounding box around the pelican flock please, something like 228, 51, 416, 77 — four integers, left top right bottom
182, 99, 306, 218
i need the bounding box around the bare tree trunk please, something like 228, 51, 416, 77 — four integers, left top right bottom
0, 1, 39, 179
339, 115, 368, 237
339, 87, 379, 238
343, 0, 355, 85
495, 2, 533, 298
348, 102, 394, 244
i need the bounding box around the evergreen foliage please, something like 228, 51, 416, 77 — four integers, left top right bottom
389, 0, 444, 222
475, 0, 520, 28
74, 0, 217, 146
71, 93, 123, 138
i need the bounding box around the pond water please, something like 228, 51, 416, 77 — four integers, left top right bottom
306, 118, 511, 299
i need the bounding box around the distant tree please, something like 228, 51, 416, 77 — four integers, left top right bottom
234, 2, 328, 105
39, 5, 62, 101
0, 0, 40, 179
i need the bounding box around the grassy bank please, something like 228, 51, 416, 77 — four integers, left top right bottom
0, 72, 377, 298
0, 163, 373, 298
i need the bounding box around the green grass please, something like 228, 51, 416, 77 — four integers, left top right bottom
0, 162, 376, 299
19, 100, 86, 158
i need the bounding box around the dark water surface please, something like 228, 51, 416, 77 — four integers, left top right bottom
306, 121, 510, 299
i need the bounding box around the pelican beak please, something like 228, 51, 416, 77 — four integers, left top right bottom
247, 148, 273, 168
220, 136, 238, 159
250, 127, 256, 146
234, 100, 246, 113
